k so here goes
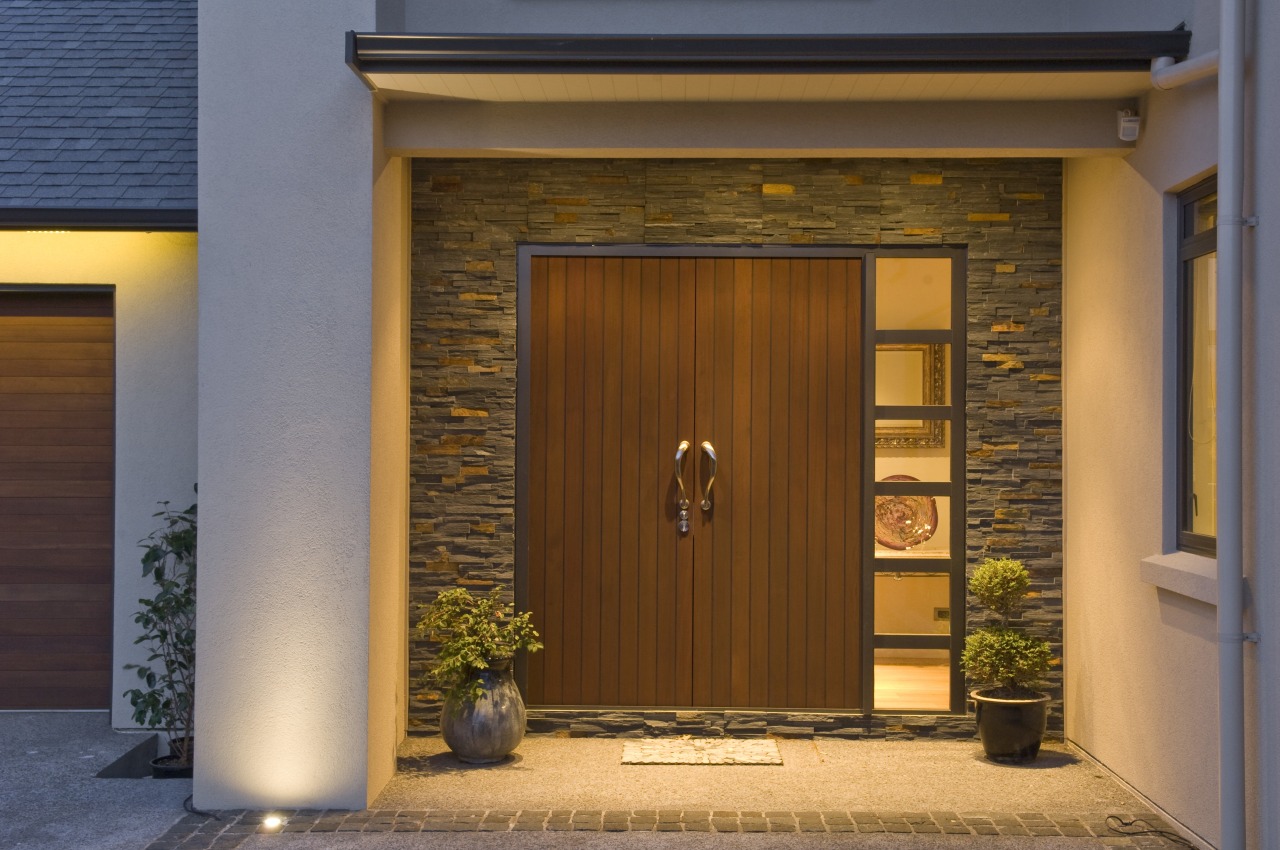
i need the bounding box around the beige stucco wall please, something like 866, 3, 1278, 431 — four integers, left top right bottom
1063, 156, 1220, 846
197, 0, 405, 809
0, 231, 198, 729
368, 115, 411, 800
1065, 2, 1280, 846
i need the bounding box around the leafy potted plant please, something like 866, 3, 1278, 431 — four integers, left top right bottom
961, 556, 1054, 763
123, 499, 197, 778
415, 586, 542, 763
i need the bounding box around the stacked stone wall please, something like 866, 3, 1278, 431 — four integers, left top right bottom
409, 158, 1063, 734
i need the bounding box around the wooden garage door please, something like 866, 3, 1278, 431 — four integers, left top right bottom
0, 291, 114, 709
524, 255, 862, 710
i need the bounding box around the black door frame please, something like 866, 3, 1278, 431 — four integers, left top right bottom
515, 243, 967, 715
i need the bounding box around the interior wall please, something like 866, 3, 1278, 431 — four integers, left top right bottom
1063, 156, 1220, 846
0, 231, 198, 729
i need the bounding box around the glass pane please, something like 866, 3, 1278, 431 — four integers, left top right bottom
876, 257, 952, 330
1188, 193, 1217, 236
875, 343, 950, 407
874, 648, 950, 711
875, 421, 950, 482
874, 573, 950, 635
874, 493, 950, 558
1185, 252, 1217, 537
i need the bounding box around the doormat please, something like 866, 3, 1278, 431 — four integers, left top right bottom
621, 738, 782, 765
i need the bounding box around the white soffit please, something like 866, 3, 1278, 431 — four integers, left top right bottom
364, 70, 1153, 103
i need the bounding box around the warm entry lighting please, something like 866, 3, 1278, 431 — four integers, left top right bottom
261, 815, 285, 831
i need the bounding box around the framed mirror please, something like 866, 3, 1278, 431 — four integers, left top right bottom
875, 343, 947, 448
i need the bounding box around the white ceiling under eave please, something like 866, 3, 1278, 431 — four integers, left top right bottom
380, 97, 1139, 159
363, 69, 1154, 103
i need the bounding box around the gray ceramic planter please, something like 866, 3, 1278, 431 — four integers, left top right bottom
441, 660, 527, 763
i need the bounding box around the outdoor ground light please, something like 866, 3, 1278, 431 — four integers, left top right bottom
261, 814, 286, 831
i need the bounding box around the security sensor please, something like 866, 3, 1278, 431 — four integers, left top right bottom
1117, 110, 1141, 142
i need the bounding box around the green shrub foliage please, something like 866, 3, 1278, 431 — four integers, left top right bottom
961, 557, 1053, 697
416, 586, 542, 705
967, 556, 1031, 620
123, 499, 197, 766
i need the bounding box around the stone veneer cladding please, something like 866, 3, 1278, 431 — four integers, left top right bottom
409, 158, 1063, 735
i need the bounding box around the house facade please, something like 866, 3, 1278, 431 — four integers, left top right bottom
3, 1, 1277, 849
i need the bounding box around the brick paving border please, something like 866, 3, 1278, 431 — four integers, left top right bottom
143, 808, 1189, 849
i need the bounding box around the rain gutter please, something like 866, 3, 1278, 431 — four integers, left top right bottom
346, 30, 1191, 78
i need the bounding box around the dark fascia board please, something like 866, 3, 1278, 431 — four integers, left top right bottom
0, 207, 197, 232
347, 30, 1191, 76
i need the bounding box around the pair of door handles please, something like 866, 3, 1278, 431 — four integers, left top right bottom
674, 440, 717, 533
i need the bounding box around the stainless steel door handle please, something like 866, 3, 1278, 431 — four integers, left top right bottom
699, 440, 717, 511
674, 440, 691, 533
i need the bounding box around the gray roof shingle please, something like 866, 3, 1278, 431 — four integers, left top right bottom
0, 0, 196, 212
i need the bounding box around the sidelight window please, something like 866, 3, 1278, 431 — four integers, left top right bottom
867, 251, 966, 713
1177, 178, 1217, 556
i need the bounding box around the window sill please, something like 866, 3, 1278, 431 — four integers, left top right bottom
1139, 551, 1218, 605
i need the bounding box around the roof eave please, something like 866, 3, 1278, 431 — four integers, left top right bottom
0, 207, 198, 232
347, 30, 1192, 76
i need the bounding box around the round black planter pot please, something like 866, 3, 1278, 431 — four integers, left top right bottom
972, 689, 1051, 764
150, 756, 194, 779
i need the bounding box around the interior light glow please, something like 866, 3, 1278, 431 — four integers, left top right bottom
262, 814, 285, 830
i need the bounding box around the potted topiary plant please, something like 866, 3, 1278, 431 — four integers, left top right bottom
415, 585, 542, 764
961, 556, 1054, 764
123, 498, 197, 778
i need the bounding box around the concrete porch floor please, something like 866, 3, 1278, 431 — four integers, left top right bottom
380, 735, 1142, 814
1, 712, 1197, 849
211, 736, 1198, 848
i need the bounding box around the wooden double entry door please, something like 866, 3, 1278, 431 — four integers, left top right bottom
520, 248, 865, 710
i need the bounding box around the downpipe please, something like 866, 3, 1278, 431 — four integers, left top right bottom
1150, 52, 1220, 90
1217, 0, 1248, 847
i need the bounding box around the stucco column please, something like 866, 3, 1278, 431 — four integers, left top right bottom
197, 0, 397, 808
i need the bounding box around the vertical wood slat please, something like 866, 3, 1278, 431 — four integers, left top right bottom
680, 258, 703, 707
709, 259, 735, 707
0, 292, 114, 710
748, 260, 772, 707
845, 259, 864, 708
786, 259, 809, 707
526, 261, 549, 702
560, 259, 585, 704
635, 258, 661, 705
824, 261, 849, 707
617, 259, 643, 705
654, 259, 680, 706
580, 257, 605, 706
766, 259, 790, 708
806, 260, 829, 707
598, 257, 624, 705
542, 258, 567, 703
729, 259, 753, 707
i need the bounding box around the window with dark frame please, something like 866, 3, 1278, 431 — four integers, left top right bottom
1177, 177, 1217, 557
